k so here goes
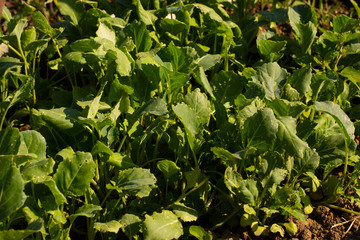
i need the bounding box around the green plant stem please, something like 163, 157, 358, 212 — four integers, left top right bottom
325, 203, 360, 216
210, 207, 241, 230
168, 178, 208, 208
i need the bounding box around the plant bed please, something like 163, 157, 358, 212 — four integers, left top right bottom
1, 0, 360, 239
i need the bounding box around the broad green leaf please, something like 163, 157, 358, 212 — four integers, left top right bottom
22, 158, 55, 183
340, 66, 360, 88
257, 40, 287, 62
94, 220, 122, 233
193, 66, 215, 99
32, 11, 60, 38
43, 179, 67, 206
31, 108, 84, 135
134, 0, 157, 25
53, 148, 96, 196
4, 77, 32, 111
289, 65, 312, 96
314, 101, 355, 140
0, 219, 43, 239
270, 224, 285, 237
161, 42, 198, 73
276, 116, 309, 158
0, 57, 22, 76
172, 203, 198, 222
211, 147, 240, 168
96, 21, 116, 46
115, 168, 156, 197
295, 22, 316, 54
160, 18, 186, 36
124, 21, 153, 53
0, 158, 26, 221
242, 108, 278, 152
248, 62, 287, 100
157, 160, 180, 179
119, 214, 141, 239
192, 4, 223, 22
212, 70, 244, 105
282, 221, 298, 236
184, 89, 212, 125
288, 4, 317, 35
54, 0, 85, 25
189, 226, 212, 240
0, 128, 21, 155
224, 167, 258, 205
195, 54, 221, 71
20, 130, 46, 161
173, 103, 201, 137
9, 18, 28, 41
129, 98, 168, 127
333, 15, 360, 33
143, 210, 183, 240
259, 8, 288, 23
268, 99, 306, 118
106, 49, 133, 76
69, 204, 102, 222
294, 148, 320, 174
259, 153, 287, 188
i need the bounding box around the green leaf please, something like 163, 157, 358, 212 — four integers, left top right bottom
195, 54, 221, 71
32, 11, 60, 38
257, 40, 287, 62
160, 18, 187, 36
314, 101, 355, 140
224, 167, 258, 205
295, 22, 316, 54
184, 89, 212, 125
4, 77, 32, 111
119, 214, 141, 239
143, 210, 183, 240
189, 226, 213, 240
0, 158, 26, 221
115, 168, 156, 197
134, 0, 157, 25
294, 148, 320, 174
0, 128, 21, 155
288, 4, 317, 34
55, 0, 85, 25
31, 108, 84, 135
212, 70, 243, 105
242, 108, 278, 152
333, 15, 360, 33
53, 148, 96, 196
276, 116, 309, 158
268, 99, 306, 118
69, 204, 102, 222
9, 18, 28, 41
124, 21, 153, 53
282, 221, 298, 236
259, 8, 288, 23
130, 98, 168, 127
22, 158, 55, 183
248, 62, 288, 100
20, 130, 46, 161
157, 160, 180, 179
289, 65, 312, 96
94, 220, 122, 233
211, 147, 240, 168
172, 103, 201, 137
172, 203, 198, 222
96, 21, 116, 46
193, 66, 215, 99
0, 219, 43, 239
270, 224, 285, 237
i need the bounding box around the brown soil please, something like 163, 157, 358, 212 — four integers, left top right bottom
213, 197, 360, 240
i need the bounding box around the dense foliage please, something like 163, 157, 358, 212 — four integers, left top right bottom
0, 0, 360, 239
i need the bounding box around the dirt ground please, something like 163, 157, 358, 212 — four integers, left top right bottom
213, 197, 360, 240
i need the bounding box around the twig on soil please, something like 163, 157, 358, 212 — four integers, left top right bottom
330, 216, 360, 235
